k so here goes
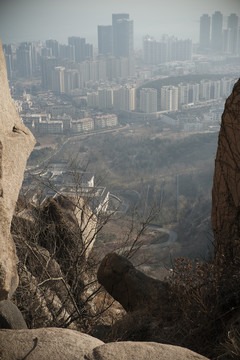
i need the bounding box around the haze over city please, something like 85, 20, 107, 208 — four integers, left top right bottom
1, 0, 240, 46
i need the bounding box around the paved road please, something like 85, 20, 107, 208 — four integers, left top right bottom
147, 224, 177, 248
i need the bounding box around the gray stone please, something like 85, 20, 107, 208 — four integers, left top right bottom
0, 299, 27, 329
85, 341, 209, 360
0, 41, 35, 300
211, 78, 240, 267
0, 327, 103, 360
97, 253, 169, 312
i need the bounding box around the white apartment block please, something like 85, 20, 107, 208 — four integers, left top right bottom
140, 88, 158, 113
87, 92, 99, 108
71, 118, 94, 133
113, 86, 136, 111
64, 69, 81, 94
52, 66, 65, 93
95, 114, 118, 128
98, 88, 113, 109
161, 86, 178, 111
178, 83, 200, 106
220, 77, 236, 98
200, 80, 221, 100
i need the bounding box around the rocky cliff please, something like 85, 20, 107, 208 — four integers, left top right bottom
212, 78, 240, 268
0, 41, 35, 301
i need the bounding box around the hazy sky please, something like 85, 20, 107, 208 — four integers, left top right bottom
0, 0, 239, 47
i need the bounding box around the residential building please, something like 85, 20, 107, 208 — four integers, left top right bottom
95, 114, 118, 128
211, 11, 223, 52
16, 42, 33, 78
52, 66, 65, 93
38, 120, 63, 134
143, 35, 192, 64
199, 14, 211, 50
140, 88, 158, 113
98, 88, 113, 109
46, 39, 59, 58
71, 118, 94, 133
223, 13, 239, 54
68, 36, 93, 62
161, 86, 178, 111
41, 56, 57, 90
178, 83, 199, 106
112, 13, 134, 58
98, 25, 113, 56
113, 85, 136, 111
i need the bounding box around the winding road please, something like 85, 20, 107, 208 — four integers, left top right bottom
147, 224, 177, 248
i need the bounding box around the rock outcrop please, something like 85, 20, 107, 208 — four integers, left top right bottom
0, 328, 209, 360
0, 41, 35, 300
0, 299, 27, 329
212, 78, 240, 267
85, 341, 209, 360
0, 327, 103, 360
97, 253, 170, 312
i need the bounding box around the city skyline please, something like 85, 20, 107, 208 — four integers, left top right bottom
0, 0, 239, 47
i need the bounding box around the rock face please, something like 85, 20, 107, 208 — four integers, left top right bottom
0, 329, 210, 360
0, 41, 35, 300
212, 78, 240, 267
0, 327, 103, 360
97, 253, 170, 312
0, 299, 27, 329
85, 341, 209, 360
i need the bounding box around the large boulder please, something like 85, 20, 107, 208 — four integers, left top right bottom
0, 299, 27, 329
0, 327, 103, 360
97, 253, 170, 312
211, 78, 240, 267
0, 41, 35, 300
85, 341, 209, 360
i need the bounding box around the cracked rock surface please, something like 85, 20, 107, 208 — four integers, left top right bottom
0, 41, 35, 300
212, 78, 240, 267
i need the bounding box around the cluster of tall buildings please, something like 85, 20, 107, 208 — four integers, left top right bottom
98, 13, 134, 58
85, 76, 235, 114
160, 77, 235, 111
87, 85, 136, 111
143, 35, 192, 64
199, 12, 239, 53
41, 56, 135, 93
3, 11, 240, 101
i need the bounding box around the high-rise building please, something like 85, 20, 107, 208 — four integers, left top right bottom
221, 77, 235, 98
98, 88, 113, 109
98, 25, 113, 56
178, 83, 199, 105
200, 79, 211, 100
3, 44, 13, 79
112, 13, 134, 57
143, 35, 192, 64
143, 35, 167, 64
64, 69, 80, 94
199, 14, 211, 50
41, 56, 57, 89
52, 66, 65, 93
46, 39, 59, 58
16, 42, 33, 78
211, 11, 223, 52
161, 86, 178, 111
87, 91, 99, 108
140, 88, 158, 113
226, 13, 239, 54
68, 36, 93, 63
113, 85, 135, 111
59, 44, 75, 61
